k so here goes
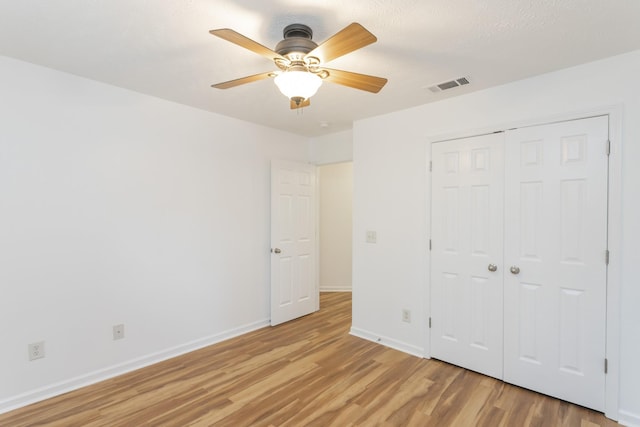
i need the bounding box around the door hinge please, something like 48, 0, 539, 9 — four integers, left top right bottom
429, 317, 432, 328
605, 249, 610, 265
606, 140, 611, 156
605, 358, 608, 374
429, 161, 432, 172
429, 239, 432, 251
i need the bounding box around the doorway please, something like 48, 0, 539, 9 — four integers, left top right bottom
318, 162, 353, 292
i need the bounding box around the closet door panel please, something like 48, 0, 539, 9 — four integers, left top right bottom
503, 116, 609, 412
431, 133, 505, 379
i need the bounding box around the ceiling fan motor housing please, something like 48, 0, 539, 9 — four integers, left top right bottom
275, 23, 318, 57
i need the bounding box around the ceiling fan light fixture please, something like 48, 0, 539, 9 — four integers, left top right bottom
210, 23, 387, 108
274, 70, 322, 102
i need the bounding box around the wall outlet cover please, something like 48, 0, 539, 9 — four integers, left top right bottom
28, 341, 45, 361
113, 324, 125, 340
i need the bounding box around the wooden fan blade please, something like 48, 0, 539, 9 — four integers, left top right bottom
306, 23, 377, 64
290, 98, 311, 109
210, 28, 287, 62
322, 68, 387, 93
211, 72, 275, 89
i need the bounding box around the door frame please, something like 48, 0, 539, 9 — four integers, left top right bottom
425, 105, 623, 420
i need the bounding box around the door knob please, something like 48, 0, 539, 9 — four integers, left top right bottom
488, 264, 498, 272
272, 248, 281, 254
510, 266, 520, 274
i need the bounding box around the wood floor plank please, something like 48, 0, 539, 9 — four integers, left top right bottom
0, 292, 618, 426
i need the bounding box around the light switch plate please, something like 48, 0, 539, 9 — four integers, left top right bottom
366, 230, 377, 243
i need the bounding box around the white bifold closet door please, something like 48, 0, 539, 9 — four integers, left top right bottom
430, 116, 609, 412
430, 132, 505, 379
503, 116, 609, 412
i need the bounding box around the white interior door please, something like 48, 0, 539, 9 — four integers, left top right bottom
503, 116, 609, 411
270, 160, 318, 326
430, 132, 505, 379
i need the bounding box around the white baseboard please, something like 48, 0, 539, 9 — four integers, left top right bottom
350, 327, 424, 358
0, 319, 270, 415
319, 286, 352, 292
319, 285, 352, 292
619, 410, 640, 427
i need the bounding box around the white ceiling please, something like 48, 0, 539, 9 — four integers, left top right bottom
1, 0, 639, 137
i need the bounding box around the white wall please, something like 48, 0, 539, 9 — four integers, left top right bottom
308, 129, 353, 165
318, 162, 353, 291
351, 49, 640, 424
0, 56, 307, 412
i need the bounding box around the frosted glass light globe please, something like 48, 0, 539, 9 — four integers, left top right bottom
274, 70, 322, 100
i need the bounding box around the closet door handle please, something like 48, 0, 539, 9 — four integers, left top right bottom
488, 264, 498, 272
510, 266, 520, 275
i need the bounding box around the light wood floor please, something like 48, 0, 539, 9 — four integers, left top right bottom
0, 292, 617, 426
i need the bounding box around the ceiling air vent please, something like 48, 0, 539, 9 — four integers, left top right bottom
427, 76, 471, 93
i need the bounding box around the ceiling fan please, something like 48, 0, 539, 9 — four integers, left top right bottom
209, 22, 388, 109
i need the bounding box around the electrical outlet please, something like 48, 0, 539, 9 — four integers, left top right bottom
28, 341, 45, 361
113, 324, 125, 340
402, 309, 411, 323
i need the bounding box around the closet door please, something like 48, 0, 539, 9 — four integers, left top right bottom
430, 133, 505, 379
503, 116, 609, 411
